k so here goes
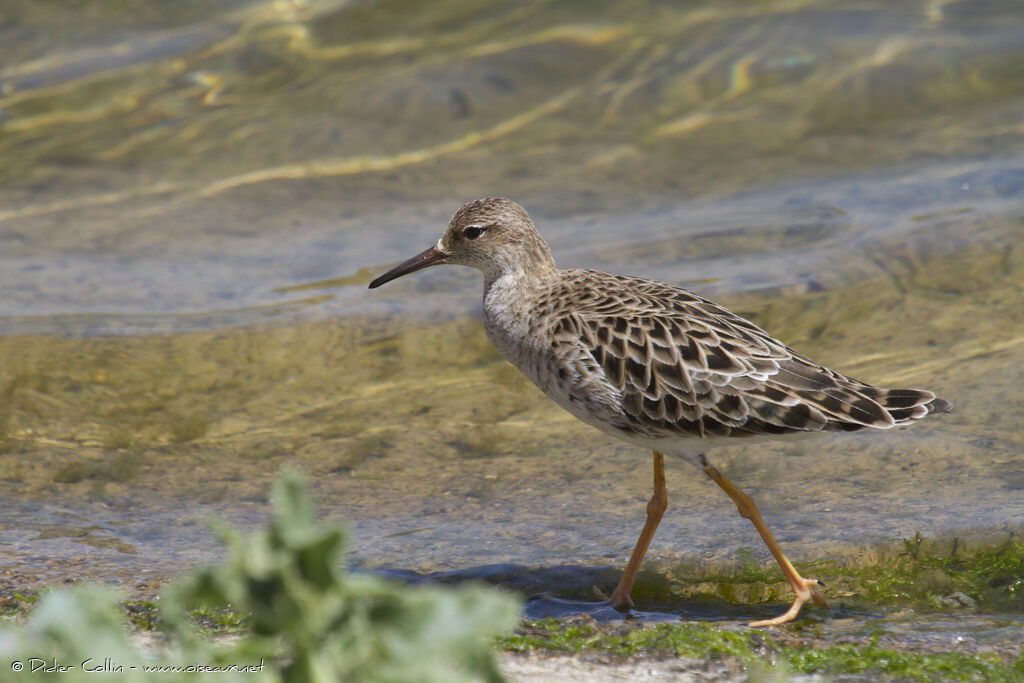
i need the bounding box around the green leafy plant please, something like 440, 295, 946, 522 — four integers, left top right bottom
0, 471, 520, 682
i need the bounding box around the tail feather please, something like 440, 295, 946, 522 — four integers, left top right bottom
859, 388, 932, 409
815, 383, 951, 431
887, 405, 928, 422
924, 397, 953, 415
874, 388, 951, 424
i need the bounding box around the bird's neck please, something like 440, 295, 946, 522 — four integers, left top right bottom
482, 261, 557, 347
483, 259, 555, 293
481, 234, 557, 290
480, 231, 558, 343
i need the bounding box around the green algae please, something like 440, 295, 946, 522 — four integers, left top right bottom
4, 594, 247, 635
830, 535, 1024, 610
497, 537, 1024, 681
121, 600, 161, 631
784, 640, 1024, 682
650, 535, 1024, 613
504, 620, 758, 660
502, 619, 1024, 681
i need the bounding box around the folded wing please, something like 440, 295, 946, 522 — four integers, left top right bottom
546, 271, 950, 441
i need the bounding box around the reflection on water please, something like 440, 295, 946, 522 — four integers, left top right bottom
3, 0, 1023, 326
0, 0, 1023, 647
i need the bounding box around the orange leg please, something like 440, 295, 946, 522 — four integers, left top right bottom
703, 463, 828, 627
610, 450, 667, 611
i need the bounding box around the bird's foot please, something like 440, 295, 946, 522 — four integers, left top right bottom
608, 588, 634, 614
748, 576, 827, 628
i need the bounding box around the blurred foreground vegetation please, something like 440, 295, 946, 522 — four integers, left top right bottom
0, 471, 520, 682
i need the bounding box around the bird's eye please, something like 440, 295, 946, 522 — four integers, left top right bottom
463, 226, 485, 240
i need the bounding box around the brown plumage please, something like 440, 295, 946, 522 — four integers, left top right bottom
369, 197, 951, 627
541, 270, 950, 445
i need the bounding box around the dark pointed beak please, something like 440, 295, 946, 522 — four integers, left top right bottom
368, 245, 447, 289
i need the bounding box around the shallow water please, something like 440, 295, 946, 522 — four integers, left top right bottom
1, 0, 1022, 648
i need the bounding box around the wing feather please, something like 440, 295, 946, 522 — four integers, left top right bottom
545, 270, 947, 441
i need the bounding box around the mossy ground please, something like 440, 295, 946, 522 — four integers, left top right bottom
503, 619, 1024, 682
645, 535, 1024, 611
0, 592, 246, 635
498, 537, 1024, 680
3, 535, 1022, 681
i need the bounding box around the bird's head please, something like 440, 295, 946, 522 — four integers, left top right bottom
368, 197, 555, 288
